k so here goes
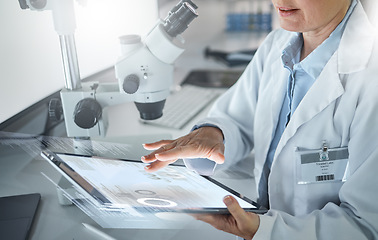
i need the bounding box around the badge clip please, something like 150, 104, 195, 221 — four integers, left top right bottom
319, 141, 329, 161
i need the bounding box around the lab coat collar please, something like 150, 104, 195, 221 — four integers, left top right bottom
271, 1, 375, 164
338, 1, 377, 74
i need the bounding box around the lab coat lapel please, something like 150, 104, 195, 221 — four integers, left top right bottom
254, 57, 287, 178
275, 54, 344, 156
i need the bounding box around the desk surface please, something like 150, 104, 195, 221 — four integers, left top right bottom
0, 134, 256, 240
0, 144, 244, 240
0, 86, 257, 240
1, 9, 265, 237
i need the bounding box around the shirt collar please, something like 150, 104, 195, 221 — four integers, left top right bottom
281, 33, 302, 70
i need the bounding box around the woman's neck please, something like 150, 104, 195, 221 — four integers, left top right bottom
301, 4, 350, 61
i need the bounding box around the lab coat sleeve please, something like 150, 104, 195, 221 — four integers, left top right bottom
253, 76, 378, 239
184, 30, 279, 172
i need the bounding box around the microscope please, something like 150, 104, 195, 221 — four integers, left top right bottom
18, 0, 198, 138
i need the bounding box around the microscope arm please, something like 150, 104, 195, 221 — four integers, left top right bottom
18, 0, 81, 90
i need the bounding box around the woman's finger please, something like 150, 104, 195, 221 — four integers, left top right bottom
141, 141, 177, 163
223, 196, 250, 223
224, 195, 259, 238
144, 159, 176, 172
155, 145, 225, 164
143, 140, 174, 150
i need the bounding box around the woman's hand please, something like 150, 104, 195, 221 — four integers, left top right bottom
141, 126, 225, 172
193, 195, 260, 240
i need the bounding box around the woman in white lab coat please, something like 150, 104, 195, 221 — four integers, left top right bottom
142, 0, 378, 239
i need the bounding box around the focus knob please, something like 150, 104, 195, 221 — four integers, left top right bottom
123, 74, 140, 94
73, 98, 102, 129
48, 98, 63, 121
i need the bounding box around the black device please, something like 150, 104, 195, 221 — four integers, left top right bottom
182, 69, 243, 88
0, 193, 41, 240
204, 47, 257, 67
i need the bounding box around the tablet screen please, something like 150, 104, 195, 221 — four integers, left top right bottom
42, 151, 264, 214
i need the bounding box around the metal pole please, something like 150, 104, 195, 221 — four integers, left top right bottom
59, 34, 81, 90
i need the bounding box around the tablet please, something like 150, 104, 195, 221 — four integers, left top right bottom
41, 150, 266, 215
0, 193, 41, 240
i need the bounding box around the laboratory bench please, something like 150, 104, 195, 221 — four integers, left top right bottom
0, 4, 268, 237
0, 78, 258, 239
0, 96, 257, 240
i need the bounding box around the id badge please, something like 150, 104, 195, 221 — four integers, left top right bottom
296, 144, 349, 185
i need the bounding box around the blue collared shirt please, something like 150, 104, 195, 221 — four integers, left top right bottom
258, 0, 358, 208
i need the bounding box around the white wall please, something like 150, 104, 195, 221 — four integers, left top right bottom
0, 0, 158, 124
0, 1, 63, 124
74, 0, 158, 78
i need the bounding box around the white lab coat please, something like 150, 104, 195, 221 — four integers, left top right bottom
186, 1, 378, 239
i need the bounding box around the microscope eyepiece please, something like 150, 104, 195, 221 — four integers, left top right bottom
169, 0, 198, 13
164, 2, 198, 38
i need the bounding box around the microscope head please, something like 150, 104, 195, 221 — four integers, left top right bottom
115, 1, 198, 121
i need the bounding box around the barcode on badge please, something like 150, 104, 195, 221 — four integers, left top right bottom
316, 174, 335, 182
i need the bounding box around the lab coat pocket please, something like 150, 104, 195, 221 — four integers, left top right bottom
295, 146, 349, 185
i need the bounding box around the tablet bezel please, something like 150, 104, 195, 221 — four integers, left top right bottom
41, 150, 267, 214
